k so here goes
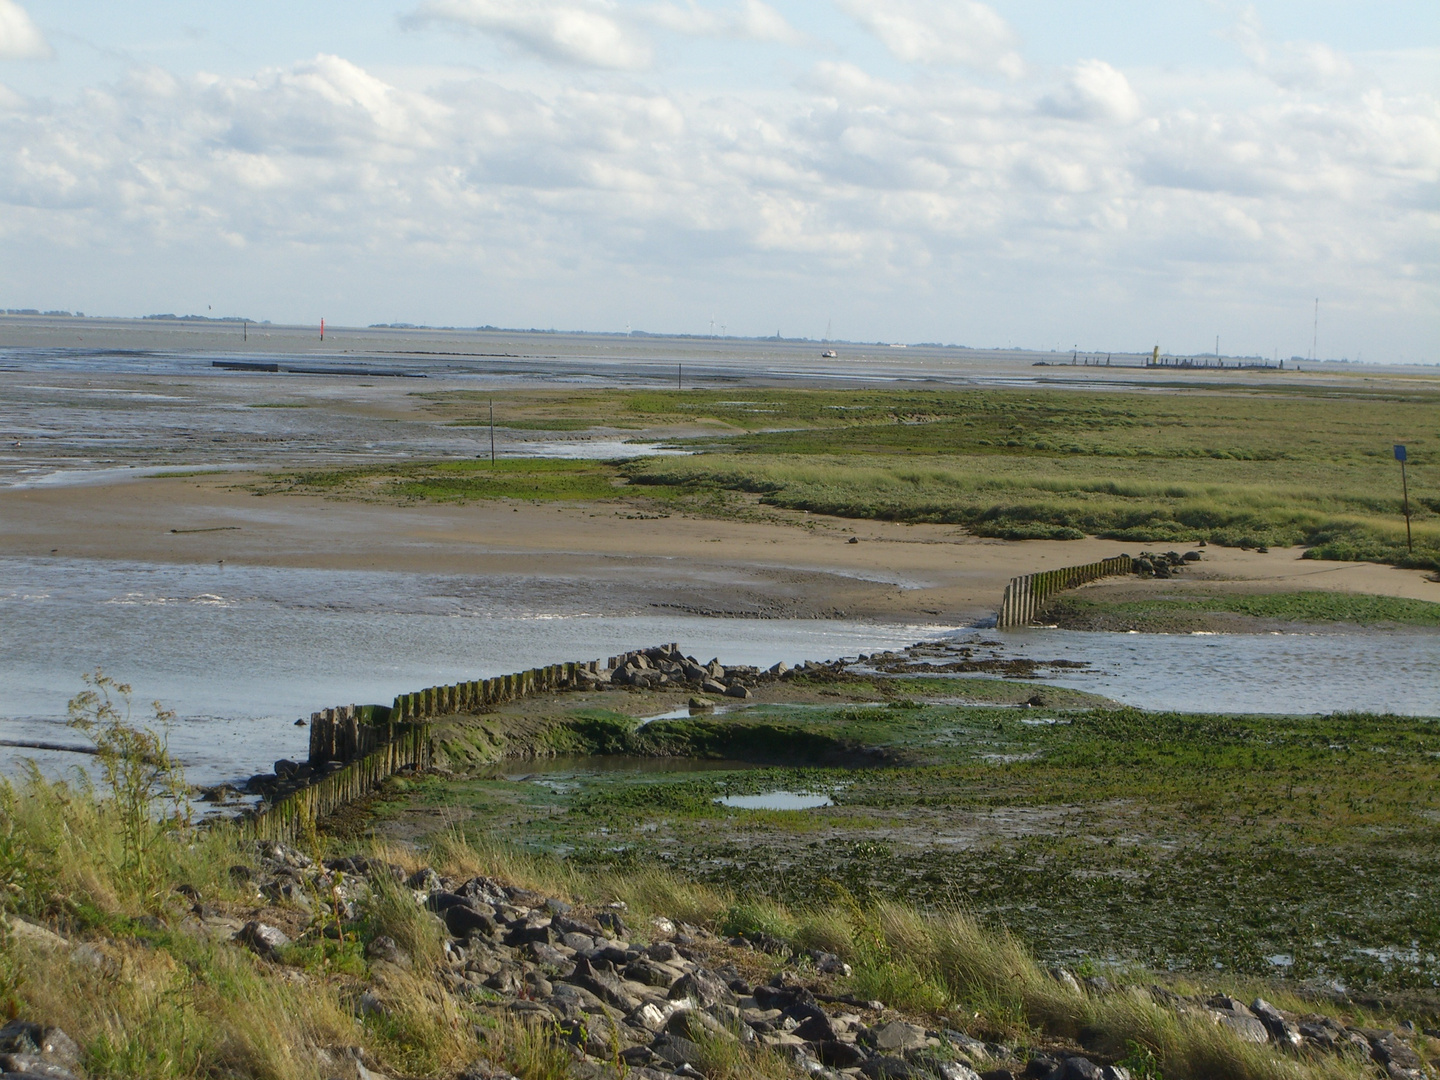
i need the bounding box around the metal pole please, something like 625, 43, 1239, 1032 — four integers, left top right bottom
1401, 460, 1412, 553
489, 399, 495, 466
678, 363, 682, 391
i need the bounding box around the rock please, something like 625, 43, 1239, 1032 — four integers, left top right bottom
647, 940, 680, 963
528, 941, 575, 971
628, 1003, 673, 1032
814, 952, 853, 977
871, 1021, 927, 1054
861, 1055, 917, 1079
1250, 999, 1301, 1047
1048, 968, 1082, 995
939, 1063, 983, 1080
549, 983, 609, 1015
793, 1012, 837, 1043
569, 958, 641, 1010
650, 1034, 704, 1067
597, 910, 627, 938
234, 921, 291, 958
457, 1059, 521, 1080
0, 1052, 81, 1079
724, 683, 752, 700
2, 917, 68, 950
625, 959, 679, 988
945, 1032, 990, 1059
1082, 975, 1113, 996
1102, 1067, 1132, 1080
365, 935, 411, 969
701, 678, 729, 695
650, 917, 677, 938
1183, 551, 1202, 561
1366, 1031, 1425, 1077
668, 969, 733, 1008
1054, 1057, 1103, 1080
816, 1040, 869, 1068
0, 1023, 44, 1056
1215, 1014, 1269, 1044
1206, 995, 1252, 1017
445, 905, 497, 939
769, 662, 791, 675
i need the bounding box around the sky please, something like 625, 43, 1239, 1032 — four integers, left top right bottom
0, 2, 1436, 361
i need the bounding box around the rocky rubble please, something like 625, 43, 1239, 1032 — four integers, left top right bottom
217, 843, 1436, 1080
1129, 550, 1202, 579
0, 1020, 84, 1080
605, 644, 817, 699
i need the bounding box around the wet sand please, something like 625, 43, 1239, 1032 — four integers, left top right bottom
2, 474, 1433, 624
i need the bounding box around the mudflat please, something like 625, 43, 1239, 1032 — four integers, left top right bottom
2, 473, 1435, 623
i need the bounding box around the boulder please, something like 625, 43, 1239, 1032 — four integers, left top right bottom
625, 959, 679, 988
861, 1056, 918, 1079
1215, 1014, 1269, 1044
724, 683, 752, 700
939, 1064, 983, 1080
816, 1040, 869, 1068
1054, 1058, 1103, 1080
701, 678, 729, 696
668, 969, 733, 1008
445, 906, 497, 939
650, 1034, 704, 1066
234, 921, 291, 959
1250, 999, 1302, 1047
871, 1021, 927, 1054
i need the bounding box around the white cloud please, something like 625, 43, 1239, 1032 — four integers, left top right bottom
640, 0, 802, 44
0, 0, 51, 60
1222, 7, 1356, 91
0, 46, 1434, 356
837, 0, 1022, 77
406, 0, 651, 70
1040, 60, 1140, 124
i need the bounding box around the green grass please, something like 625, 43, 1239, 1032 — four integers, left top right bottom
1049, 590, 1440, 628
264, 458, 630, 504
268, 385, 1440, 570
422, 703, 1440, 993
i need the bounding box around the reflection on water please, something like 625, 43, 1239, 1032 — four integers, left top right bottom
0, 557, 936, 788
3, 556, 1436, 794
717, 792, 834, 810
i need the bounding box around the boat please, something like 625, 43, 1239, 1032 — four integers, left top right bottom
821, 349, 837, 358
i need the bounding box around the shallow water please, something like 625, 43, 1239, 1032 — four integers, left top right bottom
941, 626, 1440, 715
3, 556, 1436, 790
0, 557, 936, 786
716, 791, 834, 810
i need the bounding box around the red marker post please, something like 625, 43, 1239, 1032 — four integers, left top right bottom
1395, 444, 1412, 553
320, 318, 325, 342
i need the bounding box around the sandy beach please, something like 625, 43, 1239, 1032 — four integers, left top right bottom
3, 473, 1434, 624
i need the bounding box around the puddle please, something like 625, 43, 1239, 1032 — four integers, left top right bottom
716, 791, 834, 810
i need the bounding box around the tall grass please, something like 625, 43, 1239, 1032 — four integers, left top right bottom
625, 454, 1439, 566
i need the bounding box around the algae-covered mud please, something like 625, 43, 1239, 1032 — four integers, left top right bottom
373, 663, 1440, 997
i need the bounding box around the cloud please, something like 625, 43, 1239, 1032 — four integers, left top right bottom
640, 0, 802, 44
837, 0, 1022, 77
0, 49, 1433, 355
0, 0, 51, 60
406, 0, 651, 70
1222, 6, 1355, 91
1040, 60, 1140, 124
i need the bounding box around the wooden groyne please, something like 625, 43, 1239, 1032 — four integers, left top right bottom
996, 556, 1133, 629
248, 654, 618, 842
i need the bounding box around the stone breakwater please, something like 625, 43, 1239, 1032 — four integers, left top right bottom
233, 644, 843, 842
180, 843, 1435, 1080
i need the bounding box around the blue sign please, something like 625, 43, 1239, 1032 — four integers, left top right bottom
1394, 444, 1407, 462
